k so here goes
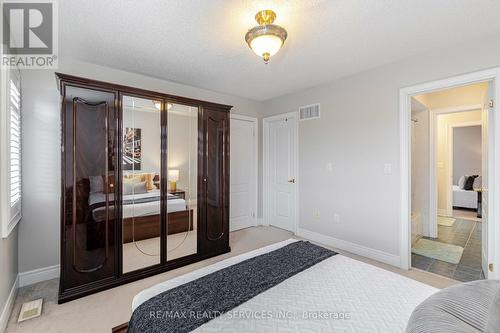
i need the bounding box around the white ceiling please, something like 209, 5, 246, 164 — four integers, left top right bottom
60, 0, 500, 101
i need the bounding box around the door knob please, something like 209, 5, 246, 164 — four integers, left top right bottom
288, 178, 295, 183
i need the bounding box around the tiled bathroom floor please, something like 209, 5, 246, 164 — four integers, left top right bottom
412, 219, 484, 282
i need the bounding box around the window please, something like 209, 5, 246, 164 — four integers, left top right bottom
1, 68, 22, 238
9, 75, 21, 207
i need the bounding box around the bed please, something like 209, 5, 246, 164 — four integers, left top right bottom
115, 239, 438, 332
89, 189, 194, 243
452, 185, 478, 210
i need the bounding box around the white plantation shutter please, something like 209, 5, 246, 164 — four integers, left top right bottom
1, 67, 22, 237
9, 73, 21, 208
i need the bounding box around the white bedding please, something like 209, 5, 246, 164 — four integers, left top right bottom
89, 190, 186, 219
453, 185, 478, 209
133, 239, 438, 332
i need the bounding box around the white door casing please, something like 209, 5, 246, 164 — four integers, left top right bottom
447, 120, 482, 218
230, 114, 258, 232
428, 104, 482, 238
263, 112, 298, 233
482, 82, 494, 278
400, 67, 500, 276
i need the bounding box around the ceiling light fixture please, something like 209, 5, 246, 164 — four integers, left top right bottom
245, 10, 287, 64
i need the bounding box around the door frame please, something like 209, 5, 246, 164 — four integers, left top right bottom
428, 105, 483, 238
446, 120, 482, 215
400, 67, 500, 278
263, 111, 299, 234
229, 113, 258, 231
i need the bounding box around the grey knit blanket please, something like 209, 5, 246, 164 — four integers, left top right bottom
128, 241, 336, 332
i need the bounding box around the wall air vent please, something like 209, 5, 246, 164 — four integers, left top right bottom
18, 299, 43, 322
299, 103, 320, 120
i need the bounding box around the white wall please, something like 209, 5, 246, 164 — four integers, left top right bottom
453, 125, 482, 184
262, 33, 500, 262
0, 227, 18, 331
19, 58, 263, 274
19, 69, 61, 274
168, 111, 198, 201
411, 101, 429, 239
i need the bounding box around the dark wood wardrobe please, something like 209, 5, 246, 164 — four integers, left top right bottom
57, 73, 231, 303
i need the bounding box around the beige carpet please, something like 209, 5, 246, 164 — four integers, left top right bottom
6, 226, 457, 333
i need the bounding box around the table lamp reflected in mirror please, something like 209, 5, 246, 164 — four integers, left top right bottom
168, 169, 179, 191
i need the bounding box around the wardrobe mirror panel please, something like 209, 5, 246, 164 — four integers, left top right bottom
63, 86, 117, 288
122, 95, 162, 273
167, 103, 198, 261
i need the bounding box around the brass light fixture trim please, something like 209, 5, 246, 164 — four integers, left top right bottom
255, 10, 276, 25
245, 9, 287, 64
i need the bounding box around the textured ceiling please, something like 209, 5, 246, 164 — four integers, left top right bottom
60, 0, 500, 101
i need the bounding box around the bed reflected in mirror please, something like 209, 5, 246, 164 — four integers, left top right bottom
122, 95, 161, 273
167, 103, 198, 261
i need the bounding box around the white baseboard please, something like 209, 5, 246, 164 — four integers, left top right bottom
297, 228, 401, 267
261, 215, 270, 226
0, 275, 18, 333
19, 265, 59, 288
256, 218, 263, 226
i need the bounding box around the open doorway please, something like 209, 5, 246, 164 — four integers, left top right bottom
410, 82, 488, 281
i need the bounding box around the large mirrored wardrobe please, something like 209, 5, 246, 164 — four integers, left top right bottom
57, 73, 230, 303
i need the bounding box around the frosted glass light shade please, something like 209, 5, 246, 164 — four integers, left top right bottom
249, 35, 283, 59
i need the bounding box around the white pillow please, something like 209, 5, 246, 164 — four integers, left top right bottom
123, 181, 148, 195
458, 175, 467, 189
89, 176, 103, 193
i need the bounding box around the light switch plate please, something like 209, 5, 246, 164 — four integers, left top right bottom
384, 163, 392, 175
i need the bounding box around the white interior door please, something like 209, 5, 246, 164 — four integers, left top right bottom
230, 115, 257, 232
482, 82, 494, 278
265, 113, 297, 232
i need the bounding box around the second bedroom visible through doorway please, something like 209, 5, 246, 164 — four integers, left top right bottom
410, 82, 489, 282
